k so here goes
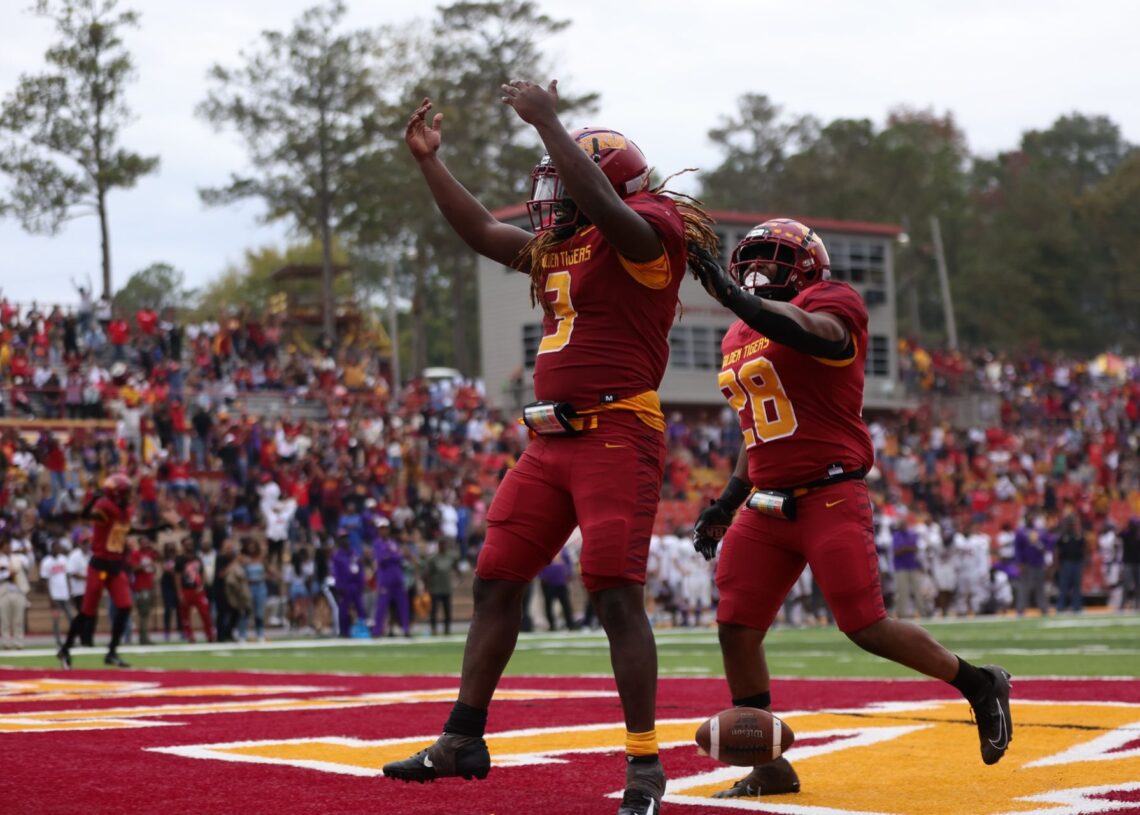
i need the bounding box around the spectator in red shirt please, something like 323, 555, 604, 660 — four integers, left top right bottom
138, 468, 158, 525
176, 493, 207, 551
42, 436, 67, 509
174, 540, 215, 643
135, 307, 158, 337
128, 537, 161, 645
108, 312, 130, 361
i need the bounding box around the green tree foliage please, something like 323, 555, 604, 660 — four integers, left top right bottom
961, 114, 1134, 351
0, 0, 158, 299
192, 240, 351, 323
1082, 151, 1140, 349
113, 261, 189, 314
196, 0, 390, 341
698, 94, 818, 212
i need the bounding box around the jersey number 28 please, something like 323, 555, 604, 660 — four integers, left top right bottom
719, 358, 798, 446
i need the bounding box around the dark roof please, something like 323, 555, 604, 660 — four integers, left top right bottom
489, 203, 902, 237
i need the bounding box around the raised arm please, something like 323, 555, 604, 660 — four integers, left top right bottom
500, 80, 662, 262
405, 98, 532, 268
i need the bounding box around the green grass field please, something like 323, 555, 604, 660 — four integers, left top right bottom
8, 612, 1139, 678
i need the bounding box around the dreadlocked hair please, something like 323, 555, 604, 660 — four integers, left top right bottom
512, 168, 720, 318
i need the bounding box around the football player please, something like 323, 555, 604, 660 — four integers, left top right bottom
58, 473, 172, 669
689, 222, 1013, 798
382, 80, 718, 815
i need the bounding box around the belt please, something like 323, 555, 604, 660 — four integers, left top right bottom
767, 467, 867, 498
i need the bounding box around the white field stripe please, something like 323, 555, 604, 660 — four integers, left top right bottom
146, 725, 705, 778
150, 736, 391, 778
1025, 718, 1140, 767
993, 781, 1140, 815
660, 793, 898, 814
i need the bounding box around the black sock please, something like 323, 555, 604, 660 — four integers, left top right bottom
443, 701, 487, 738
62, 613, 90, 651
949, 657, 991, 702
108, 607, 131, 654
732, 692, 772, 710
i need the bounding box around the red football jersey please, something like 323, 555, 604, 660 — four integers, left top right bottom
718, 280, 874, 488
90, 496, 131, 561
531, 192, 687, 406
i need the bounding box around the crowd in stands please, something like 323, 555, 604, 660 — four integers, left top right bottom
1, 293, 1139, 648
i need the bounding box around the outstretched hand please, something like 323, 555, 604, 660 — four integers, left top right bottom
499, 79, 559, 126
687, 241, 737, 305
405, 97, 443, 162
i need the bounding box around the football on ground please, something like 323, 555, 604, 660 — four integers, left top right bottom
694, 707, 795, 767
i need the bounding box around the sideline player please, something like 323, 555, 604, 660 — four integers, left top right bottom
688, 221, 1012, 798
382, 80, 717, 815
57, 473, 171, 668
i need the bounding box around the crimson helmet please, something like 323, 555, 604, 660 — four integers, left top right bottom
102, 472, 133, 505
527, 127, 649, 234
729, 218, 830, 301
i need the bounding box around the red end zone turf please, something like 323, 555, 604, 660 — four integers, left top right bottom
2, 670, 1140, 815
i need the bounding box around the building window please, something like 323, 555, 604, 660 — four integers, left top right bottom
866, 334, 890, 377
522, 323, 544, 368
827, 236, 887, 286
669, 324, 728, 370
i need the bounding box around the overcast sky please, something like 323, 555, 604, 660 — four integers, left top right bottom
2, 0, 1138, 305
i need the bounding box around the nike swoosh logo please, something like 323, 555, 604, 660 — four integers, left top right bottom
989, 703, 1008, 750
604, 443, 626, 449
422, 754, 433, 768
825, 499, 846, 508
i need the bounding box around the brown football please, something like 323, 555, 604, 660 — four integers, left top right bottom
694, 707, 795, 767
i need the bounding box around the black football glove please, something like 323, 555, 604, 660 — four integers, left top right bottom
687, 241, 737, 305
693, 500, 735, 561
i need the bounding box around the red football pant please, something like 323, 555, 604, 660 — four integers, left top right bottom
80, 566, 132, 616
179, 589, 215, 642
716, 479, 886, 634
478, 412, 665, 593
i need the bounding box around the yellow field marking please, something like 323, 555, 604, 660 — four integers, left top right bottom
0, 678, 330, 704
0, 687, 616, 733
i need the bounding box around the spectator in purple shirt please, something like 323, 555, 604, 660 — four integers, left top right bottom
331, 531, 366, 637
539, 546, 578, 632
890, 520, 925, 618
371, 517, 411, 637
1014, 514, 1053, 616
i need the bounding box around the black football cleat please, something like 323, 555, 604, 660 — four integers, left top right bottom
617, 756, 665, 815
57, 647, 72, 670
970, 665, 1012, 765
712, 756, 800, 798
382, 732, 490, 783
104, 653, 131, 669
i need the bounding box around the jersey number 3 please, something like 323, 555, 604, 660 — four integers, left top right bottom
538, 271, 577, 355
719, 357, 798, 446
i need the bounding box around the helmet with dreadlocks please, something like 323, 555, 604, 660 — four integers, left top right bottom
526, 127, 649, 237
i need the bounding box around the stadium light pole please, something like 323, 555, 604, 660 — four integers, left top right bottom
929, 215, 959, 351
388, 255, 401, 395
